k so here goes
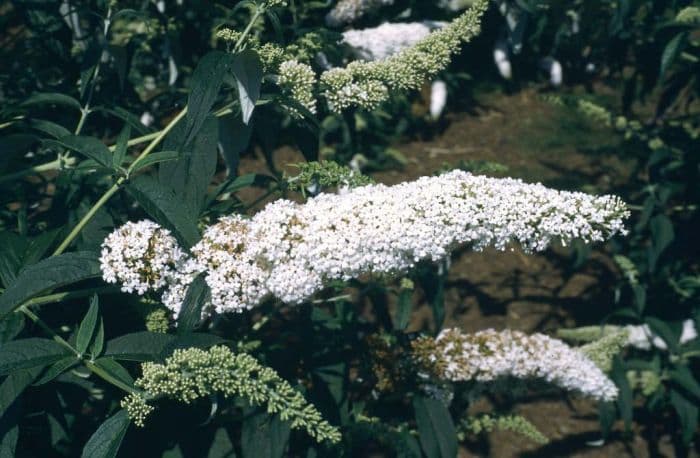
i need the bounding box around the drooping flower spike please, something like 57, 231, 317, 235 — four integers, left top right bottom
101, 170, 628, 316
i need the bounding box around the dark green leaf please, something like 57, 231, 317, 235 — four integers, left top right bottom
177, 274, 210, 333
160, 117, 219, 216
0, 314, 24, 344
598, 401, 616, 440
648, 214, 674, 271
128, 150, 179, 173
241, 408, 290, 458
207, 427, 236, 458
21, 92, 81, 111
660, 32, 687, 78
646, 317, 680, 352
92, 358, 135, 387
23, 229, 61, 266
76, 295, 100, 354
413, 396, 457, 458
0, 232, 27, 287
113, 124, 131, 168
127, 175, 201, 248
670, 366, 700, 400
103, 332, 175, 362
0, 251, 102, 320
670, 389, 698, 445
33, 357, 79, 385
28, 119, 71, 139
611, 357, 633, 431
49, 135, 113, 169
0, 367, 41, 411
0, 405, 19, 458
81, 410, 130, 458
91, 318, 105, 358
231, 50, 262, 124
183, 51, 234, 147
218, 113, 253, 175
0, 338, 71, 376
394, 285, 412, 331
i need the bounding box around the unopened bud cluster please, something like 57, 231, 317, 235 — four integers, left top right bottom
121, 345, 341, 443
321, 0, 488, 111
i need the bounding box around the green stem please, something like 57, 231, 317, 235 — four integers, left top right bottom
127, 107, 188, 173
235, 9, 262, 52
0, 103, 236, 185
51, 107, 188, 256
20, 306, 77, 355
52, 181, 122, 256
20, 305, 139, 395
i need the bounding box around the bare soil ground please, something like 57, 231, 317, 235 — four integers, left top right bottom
239, 88, 679, 457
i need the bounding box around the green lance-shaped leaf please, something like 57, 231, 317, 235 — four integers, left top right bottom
20, 92, 82, 111
648, 214, 674, 272
112, 124, 131, 168
48, 135, 113, 169
127, 175, 201, 248
160, 116, 219, 217
0, 367, 42, 411
413, 396, 457, 458
81, 410, 130, 458
103, 331, 223, 362
182, 50, 234, 147
231, 49, 263, 124
0, 251, 102, 320
241, 408, 291, 458
103, 332, 176, 362
660, 32, 687, 78
177, 274, 210, 333
0, 338, 72, 376
76, 295, 100, 354
670, 389, 699, 445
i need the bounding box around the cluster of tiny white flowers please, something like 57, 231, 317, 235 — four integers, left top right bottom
430, 328, 619, 402
100, 220, 188, 296
101, 171, 628, 316
325, 0, 395, 27
277, 60, 317, 115
342, 21, 446, 61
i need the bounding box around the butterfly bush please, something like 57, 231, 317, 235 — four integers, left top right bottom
413, 328, 619, 402
101, 170, 628, 317
342, 21, 446, 61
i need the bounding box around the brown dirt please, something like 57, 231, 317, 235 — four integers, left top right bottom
237, 88, 677, 457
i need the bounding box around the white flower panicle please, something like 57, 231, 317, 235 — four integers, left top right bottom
277, 60, 317, 115
342, 21, 446, 61
100, 220, 187, 295
427, 328, 619, 402
101, 171, 628, 315
325, 0, 395, 27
